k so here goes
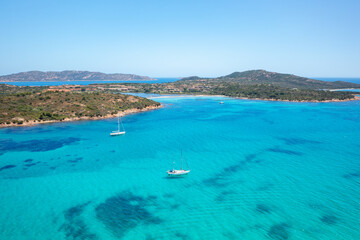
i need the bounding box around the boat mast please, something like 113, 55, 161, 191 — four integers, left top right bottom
120, 117, 125, 132
181, 150, 183, 170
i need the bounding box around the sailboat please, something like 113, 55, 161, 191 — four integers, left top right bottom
110, 117, 126, 136
167, 151, 190, 176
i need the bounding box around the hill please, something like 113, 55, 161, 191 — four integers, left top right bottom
95, 81, 359, 102
0, 84, 160, 127
0, 70, 154, 82
180, 70, 360, 89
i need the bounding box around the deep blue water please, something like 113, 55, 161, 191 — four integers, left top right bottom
0, 95, 360, 239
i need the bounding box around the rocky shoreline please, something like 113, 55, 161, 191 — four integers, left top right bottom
0, 105, 162, 128
1, 93, 358, 129
150, 93, 360, 103
234, 95, 360, 103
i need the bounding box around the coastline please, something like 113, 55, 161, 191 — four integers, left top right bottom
149, 94, 226, 99
1, 93, 358, 129
234, 95, 360, 103
329, 88, 360, 91
0, 79, 156, 83
149, 93, 360, 103
0, 105, 162, 128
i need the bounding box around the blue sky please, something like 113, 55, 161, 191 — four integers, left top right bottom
0, 0, 359, 77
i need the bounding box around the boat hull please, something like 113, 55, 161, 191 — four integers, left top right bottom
110, 131, 126, 136
167, 170, 190, 176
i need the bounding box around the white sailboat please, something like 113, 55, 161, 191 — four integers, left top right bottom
167, 151, 190, 176
110, 117, 126, 136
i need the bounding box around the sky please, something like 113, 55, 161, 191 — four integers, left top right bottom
0, 0, 359, 78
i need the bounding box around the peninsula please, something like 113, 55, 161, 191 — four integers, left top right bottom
1, 70, 359, 128
0, 84, 161, 127
180, 70, 360, 89
0, 70, 154, 82
94, 70, 360, 102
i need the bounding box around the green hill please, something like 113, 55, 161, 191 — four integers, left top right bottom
180, 70, 360, 89
0, 70, 153, 82
0, 84, 160, 126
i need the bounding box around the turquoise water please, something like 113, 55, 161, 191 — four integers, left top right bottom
0, 95, 360, 240
334, 89, 360, 93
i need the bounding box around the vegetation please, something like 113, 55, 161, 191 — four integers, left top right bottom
92, 70, 359, 101
179, 70, 360, 90
95, 81, 358, 102
1, 69, 358, 126
0, 70, 153, 82
0, 84, 160, 125
209, 83, 356, 101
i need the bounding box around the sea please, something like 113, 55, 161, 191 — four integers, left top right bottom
1, 77, 360, 87
0, 81, 360, 240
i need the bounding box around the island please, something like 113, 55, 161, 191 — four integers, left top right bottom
94, 70, 360, 102
1, 70, 360, 128
0, 84, 161, 127
0, 70, 154, 82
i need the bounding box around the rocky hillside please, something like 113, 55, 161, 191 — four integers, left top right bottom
0, 84, 160, 126
0, 70, 154, 82
180, 70, 360, 89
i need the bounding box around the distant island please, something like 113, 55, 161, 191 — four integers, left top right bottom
0, 84, 161, 127
180, 70, 360, 89
94, 70, 360, 102
0, 70, 154, 82
1, 69, 360, 128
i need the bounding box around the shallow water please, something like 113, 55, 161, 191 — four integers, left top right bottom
0, 95, 359, 240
